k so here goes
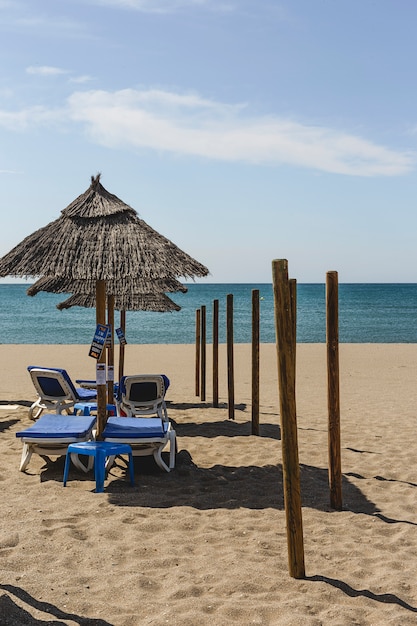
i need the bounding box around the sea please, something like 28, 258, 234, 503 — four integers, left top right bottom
1, 283, 417, 344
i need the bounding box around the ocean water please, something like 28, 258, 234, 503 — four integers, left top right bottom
1, 283, 417, 344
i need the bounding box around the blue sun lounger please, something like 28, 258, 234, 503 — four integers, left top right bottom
116, 374, 170, 418
27, 366, 97, 419
102, 416, 176, 473
16, 413, 96, 472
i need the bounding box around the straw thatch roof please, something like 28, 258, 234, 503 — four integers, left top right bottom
0, 174, 209, 281
27, 275, 187, 297
56, 292, 181, 312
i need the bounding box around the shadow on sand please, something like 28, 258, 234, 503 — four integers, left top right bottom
38, 450, 411, 524
306, 575, 417, 613
0, 584, 113, 626
173, 418, 281, 439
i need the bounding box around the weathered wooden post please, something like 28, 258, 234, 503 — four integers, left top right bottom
195, 308, 201, 397
226, 293, 235, 420
213, 299, 219, 408
200, 304, 206, 402
118, 309, 126, 383
272, 259, 305, 579
289, 279, 297, 367
107, 293, 115, 408
326, 271, 342, 510
252, 289, 260, 435
96, 279, 107, 439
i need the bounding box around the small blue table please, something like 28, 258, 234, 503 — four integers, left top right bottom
73, 402, 117, 416
63, 441, 135, 493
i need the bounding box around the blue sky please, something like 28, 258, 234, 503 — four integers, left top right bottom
1, 0, 417, 283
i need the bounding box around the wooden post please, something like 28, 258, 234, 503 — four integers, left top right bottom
289, 279, 297, 369
96, 280, 107, 439
195, 309, 201, 396
252, 289, 260, 435
107, 294, 115, 408
212, 299, 219, 408
227, 293, 235, 420
272, 259, 305, 579
118, 309, 126, 383
200, 305, 206, 402
326, 271, 342, 511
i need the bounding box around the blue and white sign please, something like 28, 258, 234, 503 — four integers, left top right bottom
116, 327, 127, 345
89, 323, 109, 359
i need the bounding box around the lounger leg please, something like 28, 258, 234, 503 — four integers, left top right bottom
169, 430, 176, 470
70, 452, 93, 473
28, 400, 43, 421
153, 447, 170, 473
19, 443, 32, 472
63, 452, 71, 486
127, 452, 135, 486
105, 454, 116, 470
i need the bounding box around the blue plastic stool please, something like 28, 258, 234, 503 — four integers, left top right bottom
73, 403, 116, 416
63, 441, 135, 493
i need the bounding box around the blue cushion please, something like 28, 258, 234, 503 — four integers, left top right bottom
16, 414, 96, 439
103, 417, 167, 439
76, 387, 97, 401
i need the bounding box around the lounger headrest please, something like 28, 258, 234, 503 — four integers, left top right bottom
28, 366, 78, 397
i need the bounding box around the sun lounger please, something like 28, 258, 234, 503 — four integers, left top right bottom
117, 374, 169, 418
102, 416, 176, 472
27, 366, 97, 419
16, 413, 97, 472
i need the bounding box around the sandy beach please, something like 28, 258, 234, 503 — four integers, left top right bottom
1, 342, 417, 625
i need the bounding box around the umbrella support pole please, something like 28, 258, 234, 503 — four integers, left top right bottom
96, 280, 107, 439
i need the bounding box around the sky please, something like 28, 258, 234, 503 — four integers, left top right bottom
1, 0, 417, 283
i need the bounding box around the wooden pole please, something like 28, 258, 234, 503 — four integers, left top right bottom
326, 271, 342, 511
289, 279, 297, 370
272, 259, 305, 579
212, 299, 219, 408
118, 309, 126, 383
227, 293, 235, 420
96, 280, 107, 439
195, 308, 201, 396
107, 294, 115, 408
200, 305, 206, 402
251, 289, 260, 435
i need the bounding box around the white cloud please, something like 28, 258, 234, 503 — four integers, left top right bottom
65, 88, 414, 177
0, 105, 64, 131
69, 75, 94, 84
0, 87, 413, 176
25, 66, 94, 84
26, 66, 69, 76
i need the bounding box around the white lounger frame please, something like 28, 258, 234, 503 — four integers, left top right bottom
105, 425, 176, 473
19, 437, 94, 473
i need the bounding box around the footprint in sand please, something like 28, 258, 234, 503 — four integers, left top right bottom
39, 516, 89, 541
0, 532, 19, 549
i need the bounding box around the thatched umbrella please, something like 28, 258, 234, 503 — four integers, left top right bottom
56, 291, 181, 312
0, 174, 209, 436
0, 175, 208, 280
27, 275, 187, 297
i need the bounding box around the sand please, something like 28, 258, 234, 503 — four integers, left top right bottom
0, 342, 417, 625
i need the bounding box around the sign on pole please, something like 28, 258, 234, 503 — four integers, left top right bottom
89, 323, 109, 360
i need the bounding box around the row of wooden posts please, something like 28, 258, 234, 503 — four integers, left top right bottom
195, 290, 261, 432
194, 261, 342, 579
